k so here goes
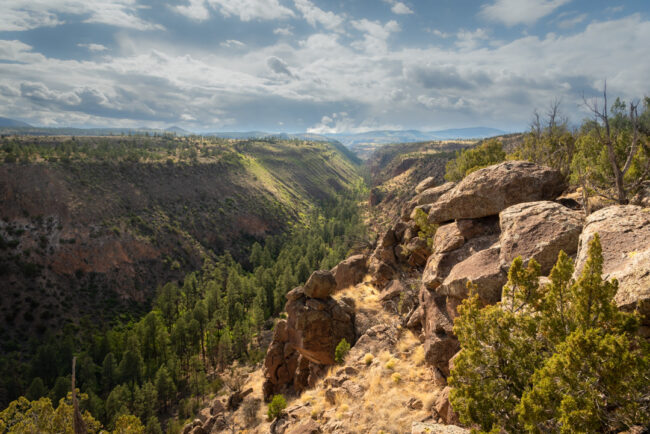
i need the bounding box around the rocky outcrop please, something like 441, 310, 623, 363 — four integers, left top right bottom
499, 201, 584, 274
303, 270, 337, 299
286, 293, 355, 365
427, 161, 565, 224
573, 205, 650, 329
415, 176, 437, 194
422, 234, 498, 291
263, 269, 356, 400
403, 182, 456, 221
330, 254, 368, 290
439, 245, 506, 304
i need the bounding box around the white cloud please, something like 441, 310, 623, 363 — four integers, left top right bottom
391, 2, 413, 15
175, 0, 210, 21
427, 28, 450, 38
293, 0, 344, 31
274, 26, 293, 35
1, 0, 163, 31
1, 14, 649, 132
204, 0, 295, 21
78, 43, 108, 52
220, 39, 246, 48
455, 28, 489, 50
556, 13, 587, 29
351, 19, 400, 53
383, 0, 413, 15
480, 0, 571, 26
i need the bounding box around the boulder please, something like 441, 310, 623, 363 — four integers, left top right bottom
304, 270, 337, 299
286, 419, 322, 434
331, 254, 368, 290
286, 295, 355, 365
417, 182, 457, 205
573, 205, 650, 326
434, 386, 460, 425
368, 257, 395, 288
499, 201, 584, 274
433, 223, 465, 254
404, 183, 456, 221
423, 235, 498, 290
439, 245, 506, 304
415, 176, 437, 194
428, 161, 566, 224
379, 279, 406, 302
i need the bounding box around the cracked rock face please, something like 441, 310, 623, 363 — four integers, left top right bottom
573, 205, 650, 329
499, 201, 584, 274
427, 161, 566, 224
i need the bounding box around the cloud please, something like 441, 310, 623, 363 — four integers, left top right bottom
351, 19, 400, 53
78, 43, 109, 52
175, 0, 210, 21
556, 13, 587, 29
480, 0, 572, 26
1, 0, 163, 31
427, 28, 450, 38
273, 26, 293, 35
266, 56, 294, 76
203, 0, 295, 21
0, 13, 649, 132
383, 0, 413, 15
455, 28, 489, 50
220, 39, 246, 48
294, 0, 344, 30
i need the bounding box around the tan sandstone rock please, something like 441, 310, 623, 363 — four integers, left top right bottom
573, 205, 650, 327
499, 201, 584, 274
427, 161, 566, 224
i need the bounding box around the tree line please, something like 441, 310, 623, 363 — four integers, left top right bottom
445, 91, 650, 209
0, 186, 367, 433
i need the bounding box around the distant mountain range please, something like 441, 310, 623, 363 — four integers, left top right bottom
0, 117, 506, 147
0, 117, 32, 128
323, 127, 507, 146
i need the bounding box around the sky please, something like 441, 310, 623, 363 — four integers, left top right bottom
0, 0, 649, 133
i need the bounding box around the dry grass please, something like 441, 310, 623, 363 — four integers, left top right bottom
291, 312, 444, 433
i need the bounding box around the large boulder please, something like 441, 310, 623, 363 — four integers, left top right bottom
438, 245, 506, 304
303, 270, 337, 299
415, 176, 437, 194
573, 205, 650, 327
286, 294, 355, 365
403, 182, 456, 221
331, 254, 368, 290
499, 201, 584, 274
427, 161, 566, 224
417, 182, 457, 205
422, 234, 498, 290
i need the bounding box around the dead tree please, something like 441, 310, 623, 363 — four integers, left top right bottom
72, 357, 87, 434
583, 82, 645, 204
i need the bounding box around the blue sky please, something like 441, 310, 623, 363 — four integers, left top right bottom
0, 0, 648, 132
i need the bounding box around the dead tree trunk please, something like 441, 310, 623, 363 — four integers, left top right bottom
72, 357, 87, 434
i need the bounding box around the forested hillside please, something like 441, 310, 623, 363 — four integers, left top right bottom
0, 135, 363, 422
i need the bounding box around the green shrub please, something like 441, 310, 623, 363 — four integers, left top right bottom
267, 394, 286, 420
444, 139, 506, 182
334, 338, 350, 364
449, 234, 650, 433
